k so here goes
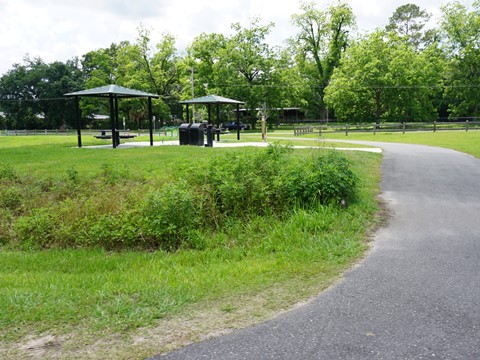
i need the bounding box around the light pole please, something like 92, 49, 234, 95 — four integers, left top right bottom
190, 67, 195, 123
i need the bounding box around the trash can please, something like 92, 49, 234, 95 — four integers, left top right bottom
189, 123, 205, 146
179, 123, 191, 145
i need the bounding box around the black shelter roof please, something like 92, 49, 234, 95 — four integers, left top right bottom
64, 84, 159, 99
180, 94, 244, 105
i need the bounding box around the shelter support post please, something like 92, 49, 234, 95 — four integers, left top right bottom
186, 104, 190, 123
148, 97, 153, 146
109, 94, 116, 148
236, 104, 240, 140
75, 96, 82, 148
115, 97, 120, 146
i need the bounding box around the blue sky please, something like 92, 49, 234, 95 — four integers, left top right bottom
0, 0, 453, 76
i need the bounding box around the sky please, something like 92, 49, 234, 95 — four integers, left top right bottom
0, 0, 458, 76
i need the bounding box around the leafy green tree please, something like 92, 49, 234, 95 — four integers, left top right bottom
185, 18, 284, 128
0, 57, 83, 129
324, 31, 444, 122
218, 18, 278, 128
80, 28, 183, 128
441, 0, 480, 118
291, 0, 355, 118
386, 3, 434, 49
80, 43, 125, 123
134, 26, 183, 123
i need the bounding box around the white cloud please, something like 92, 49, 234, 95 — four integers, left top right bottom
0, 0, 453, 76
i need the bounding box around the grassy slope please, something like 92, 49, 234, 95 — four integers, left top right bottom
0, 136, 382, 359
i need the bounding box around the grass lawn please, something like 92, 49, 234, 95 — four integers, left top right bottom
0, 135, 382, 359
321, 130, 480, 158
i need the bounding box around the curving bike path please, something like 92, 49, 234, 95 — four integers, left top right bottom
151, 142, 480, 359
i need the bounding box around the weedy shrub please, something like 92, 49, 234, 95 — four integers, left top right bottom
0, 162, 17, 181
275, 150, 357, 207
195, 144, 357, 221
0, 186, 23, 212
138, 180, 199, 250
14, 208, 59, 249
4, 145, 358, 250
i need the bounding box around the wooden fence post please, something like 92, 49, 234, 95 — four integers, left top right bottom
466, 120, 469, 132
374, 123, 377, 135
402, 122, 406, 134
345, 124, 349, 136
433, 121, 436, 133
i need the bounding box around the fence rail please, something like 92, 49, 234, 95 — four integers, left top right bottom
293, 126, 314, 136
2, 129, 74, 136
0, 129, 156, 136
315, 121, 480, 136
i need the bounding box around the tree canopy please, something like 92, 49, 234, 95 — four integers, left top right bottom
1, 1, 479, 129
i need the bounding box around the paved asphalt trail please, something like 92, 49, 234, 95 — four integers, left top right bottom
151, 142, 480, 359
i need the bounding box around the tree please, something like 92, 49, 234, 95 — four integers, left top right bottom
219, 18, 278, 128
291, 0, 355, 118
386, 3, 433, 49
186, 18, 282, 128
80, 28, 183, 128
441, 0, 480, 118
324, 31, 444, 122
0, 57, 83, 129
186, 32, 227, 97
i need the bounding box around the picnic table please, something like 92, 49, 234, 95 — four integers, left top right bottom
94, 130, 137, 140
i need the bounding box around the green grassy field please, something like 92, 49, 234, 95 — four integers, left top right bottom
0, 134, 382, 359
321, 130, 480, 158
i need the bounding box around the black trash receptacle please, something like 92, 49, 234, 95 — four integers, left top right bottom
179, 123, 191, 145
189, 123, 205, 146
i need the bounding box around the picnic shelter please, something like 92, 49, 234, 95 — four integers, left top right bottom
65, 85, 159, 148
180, 94, 244, 140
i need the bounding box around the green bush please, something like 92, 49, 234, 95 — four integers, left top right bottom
4, 145, 358, 250
14, 208, 59, 249
139, 181, 199, 250
195, 145, 357, 220
0, 162, 17, 181
275, 151, 357, 207
0, 187, 23, 212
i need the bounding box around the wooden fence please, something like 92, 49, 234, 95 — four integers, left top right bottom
293, 126, 314, 136
314, 121, 480, 136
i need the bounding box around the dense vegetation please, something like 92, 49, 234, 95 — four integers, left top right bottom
0, 144, 357, 250
0, 1, 478, 130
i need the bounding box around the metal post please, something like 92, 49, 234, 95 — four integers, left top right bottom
346, 124, 349, 136
236, 104, 240, 140
115, 97, 120, 146
75, 96, 82, 148
190, 67, 195, 123
434, 121, 436, 133
403, 122, 406, 134
466, 120, 469, 132
109, 95, 116, 148
148, 97, 154, 146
